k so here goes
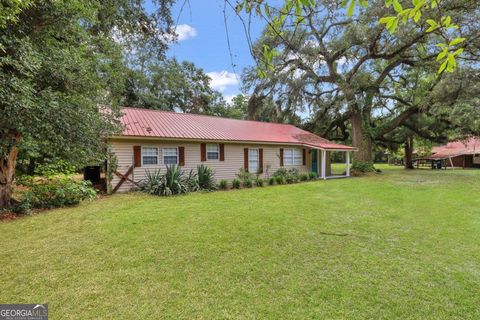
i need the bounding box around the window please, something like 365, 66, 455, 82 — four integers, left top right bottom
207, 144, 219, 160
142, 147, 158, 165
248, 149, 259, 173
284, 148, 302, 166
163, 148, 178, 164
474, 154, 480, 164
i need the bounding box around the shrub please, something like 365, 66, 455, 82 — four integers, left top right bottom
299, 173, 309, 181
285, 175, 295, 184
197, 164, 216, 191
273, 168, 288, 178
34, 160, 77, 177
140, 170, 164, 195
218, 179, 228, 190
351, 161, 378, 176
255, 176, 264, 187
309, 172, 318, 180
162, 166, 183, 192
15, 174, 34, 186
268, 177, 275, 185
19, 178, 96, 211
236, 168, 252, 181
275, 175, 285, 185
184, 169, 200, 193
243, 178, 253, 188
288, 169, 300, 183
273, 168, 299, 183
232, 178, 241, 189
140, 165, 199, 196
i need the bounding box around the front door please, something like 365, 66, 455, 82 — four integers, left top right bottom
311, 150, 318, 173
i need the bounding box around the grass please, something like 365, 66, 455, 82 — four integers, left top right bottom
1, 165, 480, 319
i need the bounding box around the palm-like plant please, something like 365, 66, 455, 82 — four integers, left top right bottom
140, 165, 199, 196
197, 164, 216, 190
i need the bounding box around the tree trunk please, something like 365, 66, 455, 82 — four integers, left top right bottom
342, 82, 373, 163
404, 136, 414, 169
0, 131, 22, 208
350, 112, 372, 162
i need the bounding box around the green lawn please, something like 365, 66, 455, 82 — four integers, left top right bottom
1, 165, 480, 319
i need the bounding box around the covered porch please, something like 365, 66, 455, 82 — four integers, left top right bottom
309, 148, 353, 179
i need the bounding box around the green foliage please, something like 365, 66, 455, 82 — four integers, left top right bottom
309, 172, 318, 180
351, 161, 377, 175
14, 174, 34, 186
17, 178, 96, 212
210, 94, 248, 120
255, 176, 264, 187
0, 0, 34, 29
375, 0, 463, 74
285, 175, 297, 184
124, 59, 225, 114
241, 0, 465, 76
268, 177, 275, 185
140, 166, 199, 196
299, 173, 309, 181
34, 160, 77, 177
0, 0, 175, 207
275, 175, 285, 185
140, 170, 164, 195
231, 178, 241, 189
273, 168, 287, 177
236, 168, 255, 186
106, 148, 118, 194
197, 165, 217, 191
243, 178, 253, 188
273, 168, 299, 184
218, 179, 228, 190
162, 165, 198, 195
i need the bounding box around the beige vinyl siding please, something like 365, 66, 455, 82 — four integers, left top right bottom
109, 139, 312, 192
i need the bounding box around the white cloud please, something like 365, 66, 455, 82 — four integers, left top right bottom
224, 94, 236, 104
206, 71, 239, 92
173, 24, 197, 42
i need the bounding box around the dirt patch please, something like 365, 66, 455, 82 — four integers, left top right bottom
0, 211, 22, 222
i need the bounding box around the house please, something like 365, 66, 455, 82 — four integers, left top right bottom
424, 137, 480, 169
108, 107, 356, 192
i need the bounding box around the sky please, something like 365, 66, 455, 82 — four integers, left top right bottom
165, 0, 265, 103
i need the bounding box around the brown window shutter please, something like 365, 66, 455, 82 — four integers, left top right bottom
178, 147, 185, 166
133, 146, 141, 167
244, 148, 249, 171
201, 143, 206, 161
302, 148, 306, 165
279, 148, 284, 167
219, 144, 225, 161
258, 148, 263, 173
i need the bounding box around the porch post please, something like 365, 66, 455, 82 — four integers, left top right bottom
321, 149, 326, 180
346, 151, 350, 177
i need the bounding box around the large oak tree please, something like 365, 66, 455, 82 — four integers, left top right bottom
241, 0, 480, 163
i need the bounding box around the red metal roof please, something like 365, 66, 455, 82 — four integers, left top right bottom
430, 137, 480, 159
117, 107, 355, 150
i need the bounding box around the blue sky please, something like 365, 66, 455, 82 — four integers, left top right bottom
166, 0, 265, 102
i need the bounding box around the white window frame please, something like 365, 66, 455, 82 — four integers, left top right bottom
162, 147, 179, 165
248, 148, 259, 173
284, 148, 302, 166
141, 146, 159, 166
206, 144, 220, 161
